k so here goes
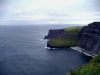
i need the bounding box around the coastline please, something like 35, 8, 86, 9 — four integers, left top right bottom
71, 46, 98, 57
46, 46, 97, 57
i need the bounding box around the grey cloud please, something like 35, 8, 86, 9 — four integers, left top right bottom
47, 12, 67, 17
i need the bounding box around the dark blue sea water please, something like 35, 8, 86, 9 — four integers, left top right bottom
0, 25, 92, 75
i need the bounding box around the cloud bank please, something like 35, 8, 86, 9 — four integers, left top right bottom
0, 0, 100, 25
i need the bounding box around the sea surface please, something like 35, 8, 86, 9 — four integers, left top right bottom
0, 25, 92, 75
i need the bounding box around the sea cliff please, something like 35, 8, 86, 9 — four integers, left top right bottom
45, 22, 100, 56
46, 26, 83, 48
78, 22, 100, 56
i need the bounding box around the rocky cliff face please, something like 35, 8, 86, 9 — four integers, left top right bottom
44, 29, 64, 39
78, 22, 100, 55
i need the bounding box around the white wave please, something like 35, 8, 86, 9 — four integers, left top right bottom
45, 46, 51, 49
45, 46, 57, 50
71, 47, 82, 53
71, 47, 94, 57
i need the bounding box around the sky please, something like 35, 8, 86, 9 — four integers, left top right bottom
0, 0, 100, 25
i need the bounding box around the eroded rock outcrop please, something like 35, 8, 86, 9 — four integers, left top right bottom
78, 22, 100, 55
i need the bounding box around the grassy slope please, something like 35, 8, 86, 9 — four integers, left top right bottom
68, 53, 100, 75
49, 26, 83, 47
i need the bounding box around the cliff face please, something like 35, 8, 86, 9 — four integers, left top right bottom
44, 29, 64, 39
78, 22, 100, 55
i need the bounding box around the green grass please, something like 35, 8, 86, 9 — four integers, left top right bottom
65, 26, 83, 30
65, 26, 83, 34
68, 53, 100, 75
49, 38, 78, 47
49, 26, 83, 47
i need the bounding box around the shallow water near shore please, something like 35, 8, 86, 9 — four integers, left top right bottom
0, 25, 92, 75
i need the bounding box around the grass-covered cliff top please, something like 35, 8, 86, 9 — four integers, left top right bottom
48, 26, 83, 47
64, 26, 83, 34
68, 53, 100, 75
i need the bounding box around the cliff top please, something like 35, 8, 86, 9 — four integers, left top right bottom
64, 26, 83, 34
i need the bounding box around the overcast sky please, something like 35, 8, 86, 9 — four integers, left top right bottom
0, 0, 100, 25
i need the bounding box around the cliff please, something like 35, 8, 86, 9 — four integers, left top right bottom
45, 22, 100, 55
47, 26, 83, 48
44, 29, 64, 39
78, 22, 100, 56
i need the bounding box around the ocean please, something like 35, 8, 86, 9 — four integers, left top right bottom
0, 25, 92, 75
